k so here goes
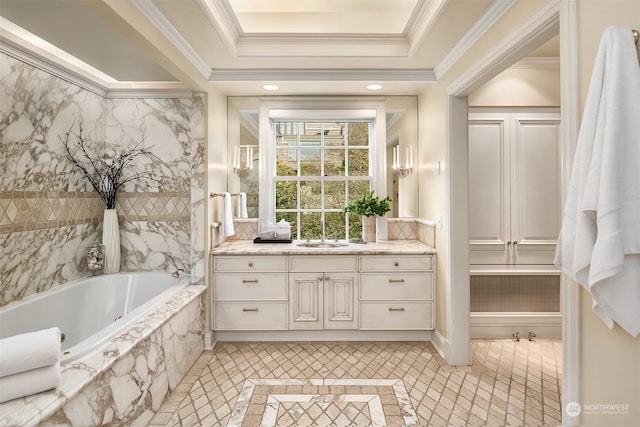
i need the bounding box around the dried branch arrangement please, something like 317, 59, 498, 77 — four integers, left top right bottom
61, 122, 164, 209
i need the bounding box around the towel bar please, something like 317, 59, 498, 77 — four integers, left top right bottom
210, 192, 239, 198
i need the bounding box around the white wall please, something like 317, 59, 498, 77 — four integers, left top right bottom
469, 67, 560, 107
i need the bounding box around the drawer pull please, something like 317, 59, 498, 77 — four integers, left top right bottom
388, 307, 405, 312
388, 279, 405, 283
248, 262, 254, 267
394, 261, 399, 267
242, 279, 259, 283
242, 308, 259, 312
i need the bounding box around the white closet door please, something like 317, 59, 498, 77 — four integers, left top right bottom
468, 115, 511, 264
510, 114, 561, 264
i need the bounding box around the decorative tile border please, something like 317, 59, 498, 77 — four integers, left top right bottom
229, 378, 417, 427
0, 191, 191, 233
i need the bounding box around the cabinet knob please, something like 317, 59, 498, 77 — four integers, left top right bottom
506, 241, 512, 247
513, 241, 518, 246
248, 262, 254, 267
318, 276, 324, 281
394, 261, 399, 267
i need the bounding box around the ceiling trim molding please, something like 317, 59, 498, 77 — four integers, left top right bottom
132, 0, 211, 79
511, 56, 560, 69
1, 18, 192, 99
209, 68, 437, 82
405, 0, 450, 57
198, 0, 243, 57
198, 0, 438, 58
434, 0, 518, 79
447, 0, 560, 96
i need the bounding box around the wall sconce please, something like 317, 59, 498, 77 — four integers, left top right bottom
233, 145, 254, 178
392, 145, 413, 178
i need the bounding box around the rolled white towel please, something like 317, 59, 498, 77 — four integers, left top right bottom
0, 327, 61, 377
0, 362, 61, 403
239, 192, 248, 219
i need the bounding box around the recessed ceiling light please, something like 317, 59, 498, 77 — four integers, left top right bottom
366, 84, 383, 91
263, 84, 279, 91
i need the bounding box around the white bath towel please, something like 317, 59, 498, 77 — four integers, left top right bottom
0, 327, 61, 378
220, 192, 235, 237
555, 26, 640, 337
238, 192, 248, 219
0, 362, 61, 403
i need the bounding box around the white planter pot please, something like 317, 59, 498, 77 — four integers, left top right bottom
102, 209, 121, 274
362, 215, 376, 242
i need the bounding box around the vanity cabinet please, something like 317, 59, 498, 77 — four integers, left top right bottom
359, 255, 434, 330
213, 255, 288, 330
289, 256, 358, 330
211, 249, 435, 336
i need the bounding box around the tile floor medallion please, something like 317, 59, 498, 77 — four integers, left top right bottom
150, 340, 562, 426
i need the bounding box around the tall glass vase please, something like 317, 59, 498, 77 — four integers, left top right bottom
102, 208, 121, 274
362, 215, 376, 242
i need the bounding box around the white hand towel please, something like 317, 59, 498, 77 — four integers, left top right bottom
220, 192, 235, 237
0, 327, 61, 377
0, 362, 61, 403
555, 26, 640, 337
239, 192, 248, 219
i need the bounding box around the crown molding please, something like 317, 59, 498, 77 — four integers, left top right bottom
209, 68, 437, 82
510, 56, 560, 69
132, 0, 211, 79
434, 0, 518, 79
1, 17, 192, 99
405, 0, 449, 57
448, 0, 560, 96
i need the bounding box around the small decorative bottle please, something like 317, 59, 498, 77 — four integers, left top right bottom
86, 241, 105, 274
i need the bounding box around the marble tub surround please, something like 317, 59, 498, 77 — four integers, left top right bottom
210, 238, 435, 255
0, 282, 206, 427
0, 51, 205, 305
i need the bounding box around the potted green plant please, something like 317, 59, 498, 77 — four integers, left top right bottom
343, 190, 391, 242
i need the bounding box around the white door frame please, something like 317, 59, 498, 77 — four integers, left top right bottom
444, 1, 580, 425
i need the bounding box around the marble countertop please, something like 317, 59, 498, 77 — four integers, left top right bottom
210, 239, 436, 255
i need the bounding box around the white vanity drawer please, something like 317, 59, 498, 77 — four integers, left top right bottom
360, 255, 433, 272
360, 273, 433, 300
214, 302, 288, 330
360, 301, 433, 330
290, 255, 358, 272
214, 256, 288, 272
214, 273, 288, 300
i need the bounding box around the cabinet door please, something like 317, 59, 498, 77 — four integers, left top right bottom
289, 273, 322, 329
511, 115, 560, 264
324, 273, 358, 329
468, 115, 511, 264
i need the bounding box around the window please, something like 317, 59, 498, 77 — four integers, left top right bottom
259, 100, 387, 241
274, 121, 371, 240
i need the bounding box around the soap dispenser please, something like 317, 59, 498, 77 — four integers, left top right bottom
276, 219, 291, 240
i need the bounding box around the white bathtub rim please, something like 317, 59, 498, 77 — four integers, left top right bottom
0, 280, 206, 427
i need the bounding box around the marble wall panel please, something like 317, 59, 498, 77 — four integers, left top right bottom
0, 51, 205, 305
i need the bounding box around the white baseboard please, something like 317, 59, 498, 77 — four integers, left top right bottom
470, 312, 561, 339
431, 329, 448, 359
214, 330, 433, 342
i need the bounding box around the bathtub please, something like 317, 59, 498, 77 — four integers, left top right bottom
0, 271, 206, 427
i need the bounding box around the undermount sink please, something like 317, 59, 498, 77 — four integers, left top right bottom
296, 241, 350, 248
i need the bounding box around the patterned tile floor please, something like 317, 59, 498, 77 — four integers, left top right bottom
148, 339, 562, 426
